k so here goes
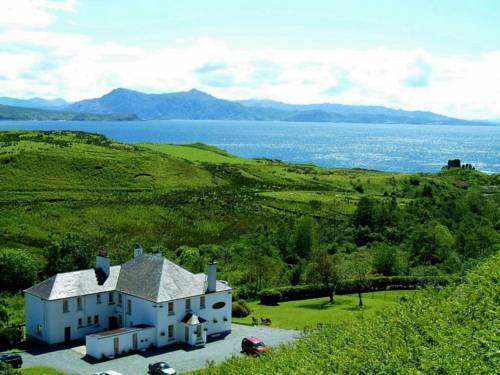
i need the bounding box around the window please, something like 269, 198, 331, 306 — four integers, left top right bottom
185, 298, 191, 310
200, 296, 206, 309
76, 297, 82, 311
118, 293, 122, 306
78, 318, 83, 327
168, 325, 174, 339
118, 315, 122, 327
108, 292, 114, 305
127, 299, 132, 315
36, 324, 43, 336
168, 302, 174, 315
94, 315, 99, 325
87, 316, 92, 326
96, 293, 101, 304
62, 300, 69, 313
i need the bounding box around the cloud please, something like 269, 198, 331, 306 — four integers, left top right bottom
194, 63, 227, 74
401, 59, 432, 87
0, 0, 76, 29
322, 78, 354, 95
0, 8, 500, 120
198, 72, 237, 87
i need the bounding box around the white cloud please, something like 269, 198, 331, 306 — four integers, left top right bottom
0, 5, 499, 119
0, 0, 76, 29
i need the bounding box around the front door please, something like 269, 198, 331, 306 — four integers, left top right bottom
184, 326, 189, 342
64, 327, 71, 343
132, 333, 138, 351
113, 337, 119, 356
109, 316, 118, 330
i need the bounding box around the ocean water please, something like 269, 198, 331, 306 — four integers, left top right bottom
0, 120, 498, 173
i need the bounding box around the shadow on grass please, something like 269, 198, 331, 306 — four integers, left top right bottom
296, 298, 351, 310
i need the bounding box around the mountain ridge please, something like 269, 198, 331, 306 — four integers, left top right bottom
1, 88, 476, 124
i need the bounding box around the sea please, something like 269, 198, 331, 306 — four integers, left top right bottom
0, 120, 498, 174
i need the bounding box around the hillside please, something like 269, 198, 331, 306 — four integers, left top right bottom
192, 252, 499, 374
68, 88, 285, 121
0, 97, 68, 109
0, 130, 497, 277
0, 104, 137, 121
64, 88, 473, 124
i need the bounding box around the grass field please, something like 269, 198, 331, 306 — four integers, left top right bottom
22, 367, 66, 375
233, 290, 416, 330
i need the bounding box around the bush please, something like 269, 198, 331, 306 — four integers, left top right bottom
0, 326, 23, 351
0, 248, 39, 293
258, 289, 282, 305
232, 300, 251, 318
259, 276, 451, 304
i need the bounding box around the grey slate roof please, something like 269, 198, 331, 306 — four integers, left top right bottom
116, 253, 230, 303
25, 266, 120, 300
25, 253, 231, 302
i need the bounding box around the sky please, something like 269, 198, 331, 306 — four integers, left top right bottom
1, 0, 500, 119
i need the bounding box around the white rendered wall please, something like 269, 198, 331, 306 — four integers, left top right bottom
24, 293, 48, 343
45, 292, 117, 344
86, 327, 156, 359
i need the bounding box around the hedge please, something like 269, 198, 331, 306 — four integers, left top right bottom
258, 276, 451, 305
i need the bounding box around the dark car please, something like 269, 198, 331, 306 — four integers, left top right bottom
241, 337, 271, 355
0, 353, 23, 369
148, 361, 176, 375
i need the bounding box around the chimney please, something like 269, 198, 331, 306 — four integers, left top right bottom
207, 259, 217, 293
96, 249, 110, 277
134, 243, 144, 258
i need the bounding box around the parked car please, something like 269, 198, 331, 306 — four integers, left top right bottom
148, 361, 176, 375
241, 337, 271, 354
0, 352, 23, 368
93, 371, 123, 375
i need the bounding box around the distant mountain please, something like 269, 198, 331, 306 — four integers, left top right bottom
0, 96, 69, 109
0, 104, 137, 121
68, 88, 285, 121
67, 88, 474, 124
239, 99, 471, 125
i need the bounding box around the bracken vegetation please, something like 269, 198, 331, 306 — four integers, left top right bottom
0, 131, 498, 365
192, 252, 499, 374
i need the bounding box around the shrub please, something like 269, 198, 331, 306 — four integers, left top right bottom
232, 300, 251, 318
258, 289, 282, 305
0, 249, 39, 293
0, 326, 23, 351
259, 276, 451, 304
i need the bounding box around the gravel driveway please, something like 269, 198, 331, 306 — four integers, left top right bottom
18, 324, 300, 374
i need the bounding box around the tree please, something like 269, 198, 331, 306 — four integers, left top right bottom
0, 248, 39, 292
344, 251, 372, 308
409, 222, 455, 265
45, 233, 96, 275
308, 250, 345, 304
372, 243, 407, 276
177, 246, 205, 273
293, 216, 317, 259
352, 197, 377, 228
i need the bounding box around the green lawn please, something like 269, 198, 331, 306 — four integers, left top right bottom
22, 367, 66, 375
233, 290, 416, 330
